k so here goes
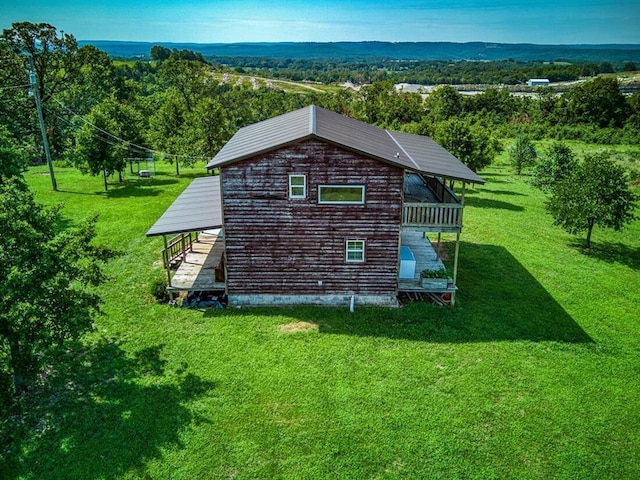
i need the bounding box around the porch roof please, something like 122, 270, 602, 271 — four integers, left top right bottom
146, 175, 223, 237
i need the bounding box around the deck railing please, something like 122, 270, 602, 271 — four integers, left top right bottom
162, 232, 197, 268
402, 202, 463, 229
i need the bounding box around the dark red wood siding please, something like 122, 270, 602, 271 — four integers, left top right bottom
221, 139, 403, 296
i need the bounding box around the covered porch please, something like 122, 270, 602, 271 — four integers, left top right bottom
402, 173, 465, 232
146, 175, 226, 296
166, 231, 226, 292
398, 231, 457, 296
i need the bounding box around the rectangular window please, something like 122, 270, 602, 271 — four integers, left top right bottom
346, 240, 365, 263
318, 185, 365, 204
289, 174, 306, 199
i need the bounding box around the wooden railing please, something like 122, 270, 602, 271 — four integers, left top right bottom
162, 232, 197, 267
403, 203, 463, 229
422, 175, 459, 204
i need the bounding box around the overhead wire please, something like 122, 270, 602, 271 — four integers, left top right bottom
47, 108, 150, 155
0, 83, 30, 91
50, 97, 212, 162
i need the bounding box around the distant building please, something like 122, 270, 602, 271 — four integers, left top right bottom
527, 78, 550, 87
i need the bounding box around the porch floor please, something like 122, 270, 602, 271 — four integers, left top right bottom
168, 233, 226, 291
398, 231, 454, 292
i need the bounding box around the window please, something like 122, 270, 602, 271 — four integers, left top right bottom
289, 174, 306, 199
346, 240, 365, 263
318, 185, 365, 204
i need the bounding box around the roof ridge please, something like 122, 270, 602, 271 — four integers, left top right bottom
385, 130, 421, 171
309, 105, 317, 135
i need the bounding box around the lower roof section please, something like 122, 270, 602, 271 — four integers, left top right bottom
146, 175, 223, 237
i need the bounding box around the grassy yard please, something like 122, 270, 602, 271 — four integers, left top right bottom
2, 160, 639, 479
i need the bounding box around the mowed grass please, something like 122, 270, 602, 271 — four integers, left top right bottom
3, 160, 639, 479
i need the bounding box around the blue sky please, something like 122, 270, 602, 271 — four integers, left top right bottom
2, 0, 639, 44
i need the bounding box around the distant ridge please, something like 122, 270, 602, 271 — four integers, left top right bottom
81, 40, 640, 63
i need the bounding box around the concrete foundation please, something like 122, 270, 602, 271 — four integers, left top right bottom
228, 293, 399, 307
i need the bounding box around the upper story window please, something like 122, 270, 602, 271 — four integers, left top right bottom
289, 174, 306, 199
318, 185, 365, 205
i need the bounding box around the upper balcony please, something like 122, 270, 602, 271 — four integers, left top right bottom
402, 173, 463, 232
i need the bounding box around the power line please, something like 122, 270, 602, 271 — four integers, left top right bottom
48, 109, 147, 154
0, 83, 30, 91
50, 97, 212, 162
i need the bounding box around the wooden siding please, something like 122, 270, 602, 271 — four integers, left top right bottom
221, 139, 404, 296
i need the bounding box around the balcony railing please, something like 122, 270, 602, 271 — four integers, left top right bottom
402, 202, 463, 230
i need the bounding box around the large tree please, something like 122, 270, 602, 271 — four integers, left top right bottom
0, 179, 105, 394
425, 85, 465, 121
564, 77, 628, 128
531, 142, 577, 192
546, 154, 637, 248
75, 98, 144, 190
1, 22, 79, 160
434, 118, 499, 173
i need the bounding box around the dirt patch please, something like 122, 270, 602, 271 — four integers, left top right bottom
278, 321, 319, 334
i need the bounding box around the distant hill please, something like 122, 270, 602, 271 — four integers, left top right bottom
81, 40, 640, 63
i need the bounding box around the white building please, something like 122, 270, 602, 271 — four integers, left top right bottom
527, 78, 550, 87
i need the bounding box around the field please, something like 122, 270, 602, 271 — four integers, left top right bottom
2, 157, 639, 479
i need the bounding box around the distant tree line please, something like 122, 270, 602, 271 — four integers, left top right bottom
214, 57, 636, 86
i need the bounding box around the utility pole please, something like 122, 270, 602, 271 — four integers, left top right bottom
28, 55, 57, 191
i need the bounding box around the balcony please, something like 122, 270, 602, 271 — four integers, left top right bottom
402, 173, 463, 232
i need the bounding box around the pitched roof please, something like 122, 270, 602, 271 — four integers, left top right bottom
207, 105, 484, 184
146, 175, 223, 237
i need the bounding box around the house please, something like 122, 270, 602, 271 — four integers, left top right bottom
526, 78, 550, 87
147, 106, 483, 307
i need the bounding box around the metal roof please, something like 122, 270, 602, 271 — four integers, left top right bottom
146, 175, 223, 237
207, 105, 484, 184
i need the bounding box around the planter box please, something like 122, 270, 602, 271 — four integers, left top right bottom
421, 277, 448, 289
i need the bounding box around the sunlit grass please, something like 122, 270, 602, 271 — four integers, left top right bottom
3, 158, 639, 479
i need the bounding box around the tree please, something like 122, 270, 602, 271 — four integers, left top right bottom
546, 154, 637, 248
509, 134, 537, 175
147, 91, 189, 175
531, 142, 577, 192
150, 45, 172, 62
0, 179, 105, 394
434, 118, 499, 172
158, 56, 210, 112
75, 98, 144, 190
181, 97, 234, 157
0, 125, 28, 185
564, 77, 628, 128
1, 22, 79, 161
425, 85, 465, 121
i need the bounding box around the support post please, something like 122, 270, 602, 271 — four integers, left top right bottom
452, 232, 461, 286
436, 232, 442, 260
451, 232, 461, 307
163, 235, 172, 287
28, 56, 57, 191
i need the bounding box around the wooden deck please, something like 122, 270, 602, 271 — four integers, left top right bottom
398, 230, 455, 293
168, 233, 226, 291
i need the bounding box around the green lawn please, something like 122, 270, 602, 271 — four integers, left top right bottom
2, 160, 639, 479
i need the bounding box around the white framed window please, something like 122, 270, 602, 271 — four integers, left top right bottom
346, 239, 365, 263
318, 185, 365, 204
289, 174, 306, 199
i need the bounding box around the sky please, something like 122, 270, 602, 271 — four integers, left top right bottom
2, 0, 639, 44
